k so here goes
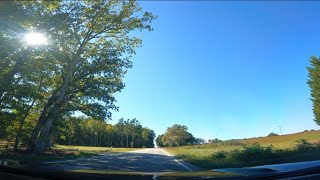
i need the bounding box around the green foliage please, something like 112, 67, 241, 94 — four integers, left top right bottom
230, 143, 276, 163
160, 124, 195, 147
307, 56, 320, 125
55, 117, 155, 148
0, 1, 155, 153
211, 151, 227, 160
156, 134, 164, 147
295, 139, 318, 152
141, 128, 156, 148
194, 138, 205, 145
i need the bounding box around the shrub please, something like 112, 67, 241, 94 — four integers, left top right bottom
267, 132, 278, 137
295, 139, 314, 152
212, 151, 227, 159
231, 143, 276, 163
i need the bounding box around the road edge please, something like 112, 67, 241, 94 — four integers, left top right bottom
160, 148, 192, 172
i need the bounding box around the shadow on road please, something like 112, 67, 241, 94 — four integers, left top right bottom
43, 152, 200, 172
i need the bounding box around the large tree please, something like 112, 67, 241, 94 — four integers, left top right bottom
155, 134, 164, 147
307, 56, 320, 125
161, 124, 194, 147
1, 1, 155, 153
142, 128, 155, 148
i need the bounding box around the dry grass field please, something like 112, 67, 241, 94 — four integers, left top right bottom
165, 130, 320, 169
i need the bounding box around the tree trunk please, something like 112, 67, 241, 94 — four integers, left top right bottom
98, 132, 102, 146
121, 134, 123, 148
33, 115, 54, 154
27, 104, 51, 152
44, 127, 54, 151
131, 135, 134, 148
28, 51, 80, 154
126, 134, 129, 148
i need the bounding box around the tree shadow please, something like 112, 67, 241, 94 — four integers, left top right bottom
42, 152, 196, 172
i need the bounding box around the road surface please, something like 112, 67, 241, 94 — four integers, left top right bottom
42, 148, 202, 173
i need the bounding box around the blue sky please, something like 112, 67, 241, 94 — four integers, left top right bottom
111, 1, 320, 140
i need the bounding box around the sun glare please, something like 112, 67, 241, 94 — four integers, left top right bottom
24, 32, 48, 46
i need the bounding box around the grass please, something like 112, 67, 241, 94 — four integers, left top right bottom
243, 130, 320, 149
0, 144, 140, 168
164, 130, 320, 169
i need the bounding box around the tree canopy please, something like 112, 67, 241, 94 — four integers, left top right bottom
0, 1, 155, 153
307, 56, 320, 126
156, 124, 197, 147
56, 117, 155, 148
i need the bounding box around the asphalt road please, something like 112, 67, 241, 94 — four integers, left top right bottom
42, 148, 203, 173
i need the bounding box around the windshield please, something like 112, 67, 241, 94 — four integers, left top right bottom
1, 1, 320, 179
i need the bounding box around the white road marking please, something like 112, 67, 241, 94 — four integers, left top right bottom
160, 148, 192, 172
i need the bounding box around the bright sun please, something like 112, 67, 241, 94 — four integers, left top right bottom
24, 32, 48, 46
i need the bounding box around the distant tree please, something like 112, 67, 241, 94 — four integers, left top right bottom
156, 134, 164, 147
267, 132, 278, 137
142, 128, 155, 148
194, 138, 205, 145
55, 117, 155, 148
161, 124, 194, 147
208, 138, 222, 144
128, 118, 142, 148
307, 56, 320, 125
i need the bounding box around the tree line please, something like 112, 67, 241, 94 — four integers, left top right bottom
0, 1, 155, 153
56, 117, 155, 148
2, 115, 155, 149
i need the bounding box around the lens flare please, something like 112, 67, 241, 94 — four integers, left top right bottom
24, 32, 48, 45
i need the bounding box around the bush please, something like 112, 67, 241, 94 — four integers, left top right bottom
212, 151, 227, 159
231, 143, 276, 163
267, 132, 278, 137
295, 139, 314, 152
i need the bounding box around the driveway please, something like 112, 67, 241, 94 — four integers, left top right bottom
41, 148, 202, 173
